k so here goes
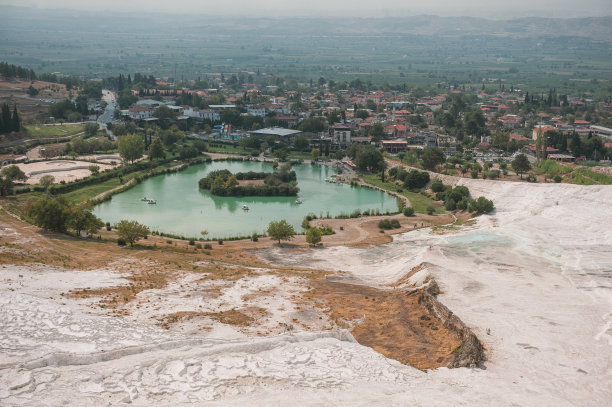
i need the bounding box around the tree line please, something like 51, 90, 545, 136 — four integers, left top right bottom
0, 61, 36, 81
199, 168, 299, 197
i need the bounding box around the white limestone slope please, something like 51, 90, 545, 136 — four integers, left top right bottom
256, 180, 612, 406
1, 180, 611, 406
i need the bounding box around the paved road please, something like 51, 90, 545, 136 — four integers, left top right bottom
98, 89, 117, 140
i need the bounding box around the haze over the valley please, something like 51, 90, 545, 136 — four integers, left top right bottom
2, 0, 611, 18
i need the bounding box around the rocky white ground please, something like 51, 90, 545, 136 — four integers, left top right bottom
1, 179, 611, 406
16, 159, 116, 184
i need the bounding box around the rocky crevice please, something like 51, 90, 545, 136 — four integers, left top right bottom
418, 280, 485, 368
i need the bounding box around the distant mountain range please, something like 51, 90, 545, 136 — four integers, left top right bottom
1, 5, 611, 42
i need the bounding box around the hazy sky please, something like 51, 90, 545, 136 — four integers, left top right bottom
2, 0, 611, 18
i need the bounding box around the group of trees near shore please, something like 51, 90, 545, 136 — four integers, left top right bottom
429, 178, 494, 213
26, 196, 103, 236
199, 168, 299, 197
388, 167, 431, 190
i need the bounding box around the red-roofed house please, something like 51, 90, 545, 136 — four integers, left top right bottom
275, 116, 299, 126
500, 114, 522, 129
359, 122, 372, 131
384, 124, 407, 138
532, 125, 556, 140
509, 133, 529, 142
523, 144, 559, 156
475, 142, 491, 151
381, 139, 408, 154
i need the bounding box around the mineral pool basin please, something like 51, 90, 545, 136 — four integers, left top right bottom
93, 161, 399, 239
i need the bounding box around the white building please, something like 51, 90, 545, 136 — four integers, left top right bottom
128, 105, 154, 120
247, 105, 267, 117
183, 107, 220, 121
330, 124, 352, 149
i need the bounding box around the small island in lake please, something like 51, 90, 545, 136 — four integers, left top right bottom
198, 168, 299, 197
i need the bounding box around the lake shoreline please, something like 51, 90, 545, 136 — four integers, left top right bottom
93, 158, 399, 239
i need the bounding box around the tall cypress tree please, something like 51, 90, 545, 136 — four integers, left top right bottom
11, 104, 20, 132
1, 103, 11, 133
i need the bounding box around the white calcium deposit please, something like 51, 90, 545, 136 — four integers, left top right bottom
1, 180, 611, 406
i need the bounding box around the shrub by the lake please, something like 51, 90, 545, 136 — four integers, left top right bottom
378, 219, 401, 230
403, 207, 415, 216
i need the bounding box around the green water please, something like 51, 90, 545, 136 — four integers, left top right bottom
94, 161, 397, 239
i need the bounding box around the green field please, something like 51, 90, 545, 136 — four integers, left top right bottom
23, 124, 85, 140
62, 177, 122, 203
569, 167, 612, 185
202, 142, 255, 156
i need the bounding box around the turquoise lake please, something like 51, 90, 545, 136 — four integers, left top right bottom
93, 161, 398, 239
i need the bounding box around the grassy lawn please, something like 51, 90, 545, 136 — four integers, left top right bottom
286, 151, 313, 161
62, 178, 122, 203
361, 173, 444, 214
23, 124, 86, 139
202, 141, 255, 156
1, 191, 43, 217
570, 167, 612, 185
58, 160, 181, 204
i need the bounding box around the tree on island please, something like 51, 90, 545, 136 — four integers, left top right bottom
116, 220, 150, 247
267, 219, 296, 246
511, 154, 531, 179
199, 169, 299, 197
118, 134, 145, 164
